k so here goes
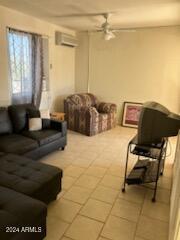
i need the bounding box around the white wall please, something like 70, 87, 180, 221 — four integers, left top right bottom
75, 27, 180, 122
75, 32, 89, 93
0, 5, 75, 111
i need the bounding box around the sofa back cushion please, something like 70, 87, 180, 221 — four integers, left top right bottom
8, 104, 36, 133
67, 93, 98, 107
0, 108, 12, 135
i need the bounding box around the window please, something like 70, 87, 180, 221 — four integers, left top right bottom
8, 28, 47, 108
8, 29, 33, 104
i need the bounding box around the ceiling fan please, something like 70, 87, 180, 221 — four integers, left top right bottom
53, 12, 135, 40
94, 13, 135, 40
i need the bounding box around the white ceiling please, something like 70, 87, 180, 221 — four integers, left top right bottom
0, 0, 180, 31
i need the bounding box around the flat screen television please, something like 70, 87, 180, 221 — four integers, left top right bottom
137, 102, 180, 145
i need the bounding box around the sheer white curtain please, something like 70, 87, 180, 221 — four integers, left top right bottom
8, 29, 33, 104
8, 29, 44, 108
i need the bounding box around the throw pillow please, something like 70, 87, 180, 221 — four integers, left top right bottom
29, 118, 42, 131
27, 108, 51, 130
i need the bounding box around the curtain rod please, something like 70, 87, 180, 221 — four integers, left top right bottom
6, 26, 50, 39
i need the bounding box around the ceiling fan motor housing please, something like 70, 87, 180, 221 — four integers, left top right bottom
101, 22, 111, 33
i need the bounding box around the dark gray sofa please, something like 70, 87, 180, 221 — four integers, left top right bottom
0, 104, 67, 239
0, 104, 67, 159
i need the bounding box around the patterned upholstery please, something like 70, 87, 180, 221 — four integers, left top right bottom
64, 93, 117, 136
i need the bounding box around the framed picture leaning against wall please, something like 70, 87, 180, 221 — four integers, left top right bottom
122, 102, 142, 128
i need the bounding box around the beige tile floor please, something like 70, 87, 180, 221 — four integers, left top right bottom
41, 126, 176, 240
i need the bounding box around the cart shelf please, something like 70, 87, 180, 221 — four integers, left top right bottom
122, 135, 168, 202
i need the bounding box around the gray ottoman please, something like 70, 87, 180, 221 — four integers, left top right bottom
0, 154, 63, 203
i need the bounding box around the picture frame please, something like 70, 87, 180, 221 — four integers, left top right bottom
122, 102, 142, 128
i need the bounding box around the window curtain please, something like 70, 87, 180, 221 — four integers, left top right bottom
31, 35, 44, 108
8, 29, 44, 108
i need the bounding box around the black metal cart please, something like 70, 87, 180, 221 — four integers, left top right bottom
122, 135, 168, 202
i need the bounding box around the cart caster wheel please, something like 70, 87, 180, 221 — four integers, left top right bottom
122, 188, 125, 193
160, 172, 163, 176
152, 198, 156, 202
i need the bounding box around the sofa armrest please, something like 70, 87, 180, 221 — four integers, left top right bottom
97, 102, 117, 114
50, 120, 67, 137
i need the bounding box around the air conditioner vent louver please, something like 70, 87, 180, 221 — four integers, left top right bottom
55, 32, 78, 47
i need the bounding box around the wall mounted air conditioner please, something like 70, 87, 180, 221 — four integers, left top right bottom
55, 32, 78, 47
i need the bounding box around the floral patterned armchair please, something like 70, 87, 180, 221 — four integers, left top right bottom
64, 93, 117, 136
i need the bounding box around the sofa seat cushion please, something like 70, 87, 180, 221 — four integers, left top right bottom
22, 129, 62, 146
0, 154, 62, 203
0, 134, 38, 154
0, 186, 47, 240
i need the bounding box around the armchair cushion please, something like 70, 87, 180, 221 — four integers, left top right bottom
78, 106, 99, 117
97, 102, 117, 114
99, 113, 108, 122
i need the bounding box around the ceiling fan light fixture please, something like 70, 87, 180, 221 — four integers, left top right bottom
104, 31, 115, 41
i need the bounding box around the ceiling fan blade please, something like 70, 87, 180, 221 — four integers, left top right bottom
90, 29, 103, 33
52, 12, 115, 18
95, 25, 103, 29
112, 29, 136, 32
